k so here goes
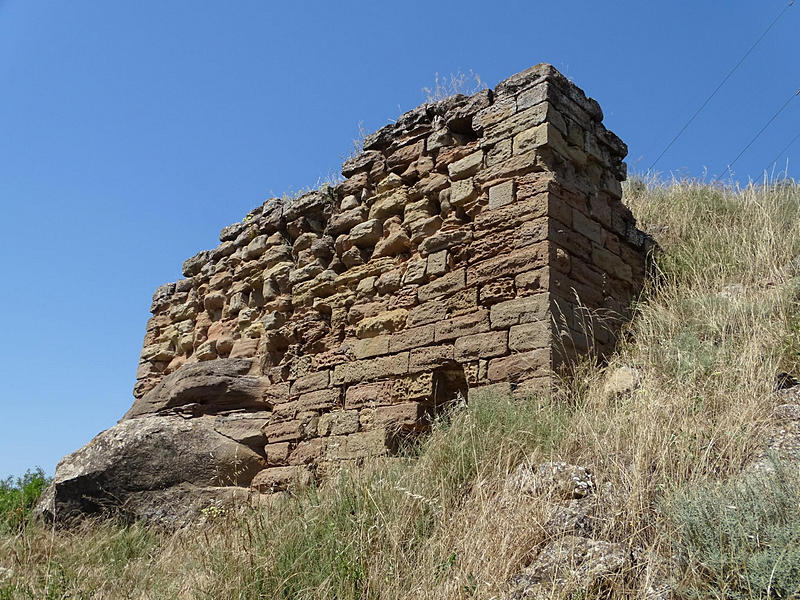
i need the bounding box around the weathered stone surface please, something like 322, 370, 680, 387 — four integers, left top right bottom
508, 535, 629, 599
434, 309, 490, 342
490, 294, 551, 329
182, 250, 209, 277
454, 330, 508, 361
508, 461, 594, 500
251, 465, 312, 493
602, 365, 641, 398
125, 359, 269, 418
332, 352, 410, 385
355, 308, 408, 338
37, 415, 265, 524
487, 349, 550, 382
213, 411, 272, 449
488, 180, 515, 210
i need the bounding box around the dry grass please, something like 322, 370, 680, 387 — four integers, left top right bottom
2, 178, 800, 599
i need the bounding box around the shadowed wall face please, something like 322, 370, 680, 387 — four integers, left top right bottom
130, 64, 650, 486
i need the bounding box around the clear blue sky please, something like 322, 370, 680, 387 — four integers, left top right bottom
1, 1, 798, 478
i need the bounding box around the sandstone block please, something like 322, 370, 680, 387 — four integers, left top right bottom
434, 309, 490, 342
244, 235, 270, 260
349, 219, 383, 247
487, 348, 551, 382
409, 345, 455, 372
484, 102, 560, 146
331, 352, 410, 385
263, 420, 304, 443
386, 140, 424, 171
369, 189, 407, 221
287, 438, 328, 466
488, 180, 515, 210
473, 196, 548, 236
326, 429, 388, 460
407, 301, 447, 327
182, 250, 209, 277
334, 257, 396, 288
352, 336, 390, 359
591, 245, 633, 283
490, 294, 551, 329
388, 325, 435, 353
454, 330, 508, 361
450, 178, 478, 206
418, 227, 472, 256
466, 243, 548, 287
486, 139, 512, 166
264, 442, 292, 466
343, 373, 434, 408
355, 308, 408, 339
295, 388, 341, 412
403, 259, 427, 285
374, 229, 412, 258
479, 278, 516, 306
427, 250, 448, 278
447, 150, 483, 180
141, 342, 175, 363
328, 206, 366, 236
572, 210, 604, 244
290, 370, 330, 395
373, 403, 429, 431
317, 410, 360, 436
417, 268, 465, 302
229, 337, 259, 358
515, 267, 549, 293
509, 321, 552, 352
203, 292, 226, 311
403, 198, 434, 223
251, 466, 311, 493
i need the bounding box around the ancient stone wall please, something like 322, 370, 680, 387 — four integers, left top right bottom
128, 64, 650, 492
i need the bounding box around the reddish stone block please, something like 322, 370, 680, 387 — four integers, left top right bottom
454, 330, 508, 361
489, 294, 551, 329
409, 345, 455, 372
417, 268, 466, 302
434, 309, 490, 342
466, 243, 548, 287
331, 352, 410, 385
487, 349, 551, 382
388, 325, 435, 353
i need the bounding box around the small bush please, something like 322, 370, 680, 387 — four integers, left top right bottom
666, 458, 800, 599
0, 468, 50, 531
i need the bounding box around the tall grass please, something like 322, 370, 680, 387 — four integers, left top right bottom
2, 178, 800, 599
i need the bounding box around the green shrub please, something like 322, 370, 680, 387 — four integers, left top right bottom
666, 458, 800, 599
0, 468, 50, 531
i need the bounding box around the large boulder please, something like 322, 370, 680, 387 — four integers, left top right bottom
125, 358, 270, 418
37, 414, 266, 526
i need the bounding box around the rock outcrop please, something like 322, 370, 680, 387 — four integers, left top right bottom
42, 64, 652, 523
38, 414, 264, 526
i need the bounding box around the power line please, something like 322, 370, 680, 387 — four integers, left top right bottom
647, 0, 794, 172
769, 129, 800, 169
715, 88, 800, 180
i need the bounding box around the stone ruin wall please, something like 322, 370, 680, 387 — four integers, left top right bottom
128, 64, 650, 492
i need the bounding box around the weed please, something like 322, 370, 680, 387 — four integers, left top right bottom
665, 457, 800, 599
422, 70, 487, 103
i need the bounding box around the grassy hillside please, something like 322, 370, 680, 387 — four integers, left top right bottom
2, 179, 800, 599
